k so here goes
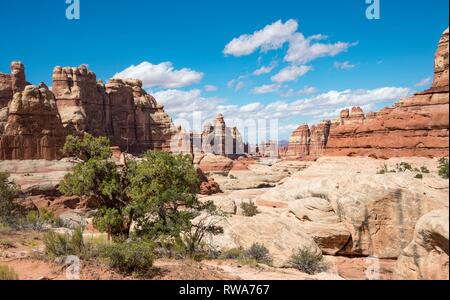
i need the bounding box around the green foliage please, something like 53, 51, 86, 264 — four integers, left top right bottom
289, 246, 327, 275
0, 265, 18, 280
22, 208, 56, 230
420, 166, 430, 174
102, 240, 154, 275
0, 172, 21, 224
128, 151, 201, 239
44, 227, 97, 260
240, 201, 260, 217
59, 136, 223, 252
415, 173, 424, 179
63, 133, 112, 161
243, 243, 272, 265
397, 162, 413, 172
59, 158, 128, 209
220, 248, 244, 260
93, 207, 125, 241
438, 158, 449, 179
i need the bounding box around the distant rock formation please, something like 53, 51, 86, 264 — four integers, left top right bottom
282, 27, 449, 159
0, 63, 176, 160
281, 121, 331, 159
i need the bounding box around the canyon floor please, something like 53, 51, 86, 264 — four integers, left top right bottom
1, 156, 448, 280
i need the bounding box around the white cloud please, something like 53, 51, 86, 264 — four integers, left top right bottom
223, 19, 355, 66
252, 84, 280, 94
240, 102, 264, 112
223, 19, 298, 56
334, 61, 356, 70
415, 76, 432, 87
114, 61, 203, 89
253, 63, 277, 76
285, 33, 354, 64
204, 85, 218, 92
271, 65, 312, 83
227, 77, 247, 92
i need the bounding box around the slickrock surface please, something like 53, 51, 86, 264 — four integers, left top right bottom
257, 157, 448, 258
395, 209, 449, 280
204, 156, 448, 277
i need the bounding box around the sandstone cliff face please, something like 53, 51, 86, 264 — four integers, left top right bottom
52, 66, 176, 154
282, 27, 449, 159
0, 62, 176, 160
282, 121, 331, 159
325, 28, 449, 158
0, 84, 67, 160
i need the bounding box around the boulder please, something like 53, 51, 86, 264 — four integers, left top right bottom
395, 209, 449, 280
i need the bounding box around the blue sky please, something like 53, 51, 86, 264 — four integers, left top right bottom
0, 0, 448, 140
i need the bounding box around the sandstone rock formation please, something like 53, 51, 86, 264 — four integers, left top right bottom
0, 84, 67, 160
53, 66, 175, 154
282, 27, 449, 159
325, 28, 449, 158
395, 209, 449, 280
1, 63, 176, 160
256, 157, 449, 258
282, 122, 331, 159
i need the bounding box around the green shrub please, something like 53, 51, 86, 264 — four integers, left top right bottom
102, 240, 154, 275
44, 227, 97, 260
0, 265, 18, 280
397, 162, 413, 172
420, 166, 430, 174
220, 248, 243, 260
289, 246, 327, 275
240, 201, 260, 217
0, 172, 21, 224
415, 173, 424, 179
22, 208, 56, 230
244, 243, 272, 264
438, 158, 449, 179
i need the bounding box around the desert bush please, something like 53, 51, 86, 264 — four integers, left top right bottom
240, 201, 260, 217
420, 166, 430, 174
44, 227, 98, 260
22, 208, 56, 230
0, 265, 18, 280
438, 158, 449, 179
397, 162, 413, 172
415, 173, 424, 179
102, 239, 154, 275
0, 172, 22, 224
220, 248, 244, 260
289, 246, 327, 275
243, 243, 272, 264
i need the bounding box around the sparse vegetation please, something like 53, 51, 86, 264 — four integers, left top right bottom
22, 208, 56, 230
243, 243, 272, 265
0, 265, 19, 280
377, 162, 434, 179
219, 248, 244, 260
0, 172, 22, 225
102, 239, 154, 275
240, 201, 260, 217
43, 227, 99, 260
438, 157, 449, 179
59, 134, 224, 266
289, 246, 327, 275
